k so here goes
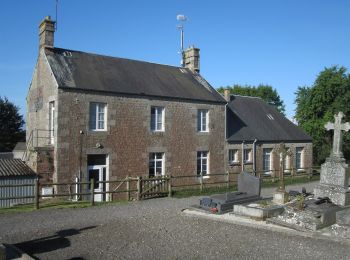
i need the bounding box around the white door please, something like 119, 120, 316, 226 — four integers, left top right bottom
88, 166, 106, 202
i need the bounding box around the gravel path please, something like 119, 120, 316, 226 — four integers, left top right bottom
1, 181, 349, 260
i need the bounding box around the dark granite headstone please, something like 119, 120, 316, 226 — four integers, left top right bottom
199, 172, 262, 214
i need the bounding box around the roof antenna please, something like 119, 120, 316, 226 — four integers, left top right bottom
55, 0, 58, 30
176, 14, 187, 67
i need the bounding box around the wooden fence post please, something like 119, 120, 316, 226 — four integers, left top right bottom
137, 176, 142, 201
168, 175, 172, 197
126, 176, 130, 201
90, 178, 95, 206
34, 178, 39, 210
200, 171, 203, 192
226, 171, 230, 190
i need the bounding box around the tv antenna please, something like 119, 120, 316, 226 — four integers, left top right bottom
177, 14, 187, 67
55, 0, 59, 30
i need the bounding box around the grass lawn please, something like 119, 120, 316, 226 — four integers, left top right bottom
0, 198, 128, 214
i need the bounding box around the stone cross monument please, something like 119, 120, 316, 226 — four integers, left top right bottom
325, 112, 350, 158
314, 112, 350, 206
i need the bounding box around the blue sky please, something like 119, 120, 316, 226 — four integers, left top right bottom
0, 0, 350, 119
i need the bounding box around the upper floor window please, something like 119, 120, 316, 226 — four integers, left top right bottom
197, 151, 209, 176
228, 149, 239, 164
149, 152, 164, 177
244, 149, 252, 163
151, 106, 164, 132
90, 102, 107, 131
197, 109, 209, 132
296, 147, 304, 170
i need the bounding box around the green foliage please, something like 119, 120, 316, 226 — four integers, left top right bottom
294, 66, 350, 164
217, 84, 286, 114
0, 96, 25, 152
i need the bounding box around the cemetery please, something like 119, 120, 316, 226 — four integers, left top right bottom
185, 112, 350, 239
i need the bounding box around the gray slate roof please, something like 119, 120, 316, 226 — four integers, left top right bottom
0, 159, 37, 177
227, 95, 312, 143
45, 47, 226, 104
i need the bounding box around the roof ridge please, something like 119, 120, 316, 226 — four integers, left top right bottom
232, 94, 262, 99
46, 46, 189, 71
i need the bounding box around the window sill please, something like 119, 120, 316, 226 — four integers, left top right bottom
244, 161, 253, 165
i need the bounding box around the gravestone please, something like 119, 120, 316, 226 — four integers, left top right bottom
314, 112, 350, 206
199, 172, 262, 213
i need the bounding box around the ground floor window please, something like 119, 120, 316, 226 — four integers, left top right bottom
263, 148, 272, 174
197, 151, 209, 176
296, 147, 304, 170
149, 153, 164, 177
244, 149, 252, 163
284, 154, 291, 172
228, 149, 239, 164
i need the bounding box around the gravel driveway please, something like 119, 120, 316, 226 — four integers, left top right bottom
0, 181, 349, 260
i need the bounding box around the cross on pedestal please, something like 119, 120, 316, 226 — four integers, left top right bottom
325, 112, 350, 158
275, 143, 292, 192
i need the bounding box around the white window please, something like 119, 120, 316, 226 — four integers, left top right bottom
263, 148, 272, 174
89, 103, 107, 131
151, 107, 164, 131
197, 151, 209, 176
197, 109, 209, 132
283, 154, 291, 172
244, 149, 252, 163
149, 153, 164, 177
296, 147, 304, 170
228, 149, 239, 164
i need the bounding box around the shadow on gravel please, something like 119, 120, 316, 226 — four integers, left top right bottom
14, 226, 96, 259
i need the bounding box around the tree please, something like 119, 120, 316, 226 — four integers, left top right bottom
217, 84, 286, 114
0, 97, 25, 152
295, 66, 350, 165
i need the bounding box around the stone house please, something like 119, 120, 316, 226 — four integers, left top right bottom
26, 17, 226, 200
224, 94, 313, 176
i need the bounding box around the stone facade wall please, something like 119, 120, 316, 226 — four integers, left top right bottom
26, 50, 57, 178
225, 142, 313, 177
55, 89, 226, 186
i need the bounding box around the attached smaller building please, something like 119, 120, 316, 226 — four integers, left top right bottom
0, 159, 37, 208
225, 95, 313, 176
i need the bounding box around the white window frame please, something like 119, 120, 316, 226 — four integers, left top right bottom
197, 109, 209, 132
49, 101, 55, 145
244, 149, 252, 163
296, 147, 304, 171
149, 152, 165, 177
151, 106, 165, 132
228, 149, 239, 164
197, 151, 209, 176
263, 148, 273, 175
90, 102, 107, 131
283, 153, 291, 173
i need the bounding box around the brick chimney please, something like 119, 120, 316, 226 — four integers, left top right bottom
183, 46, 200, 73
224, 89, 231, 102
39, 16, 55, 50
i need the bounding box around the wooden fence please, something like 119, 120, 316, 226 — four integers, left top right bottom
0, 166, 319, 209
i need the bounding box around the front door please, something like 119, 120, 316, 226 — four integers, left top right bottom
88, 166, 106, 202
